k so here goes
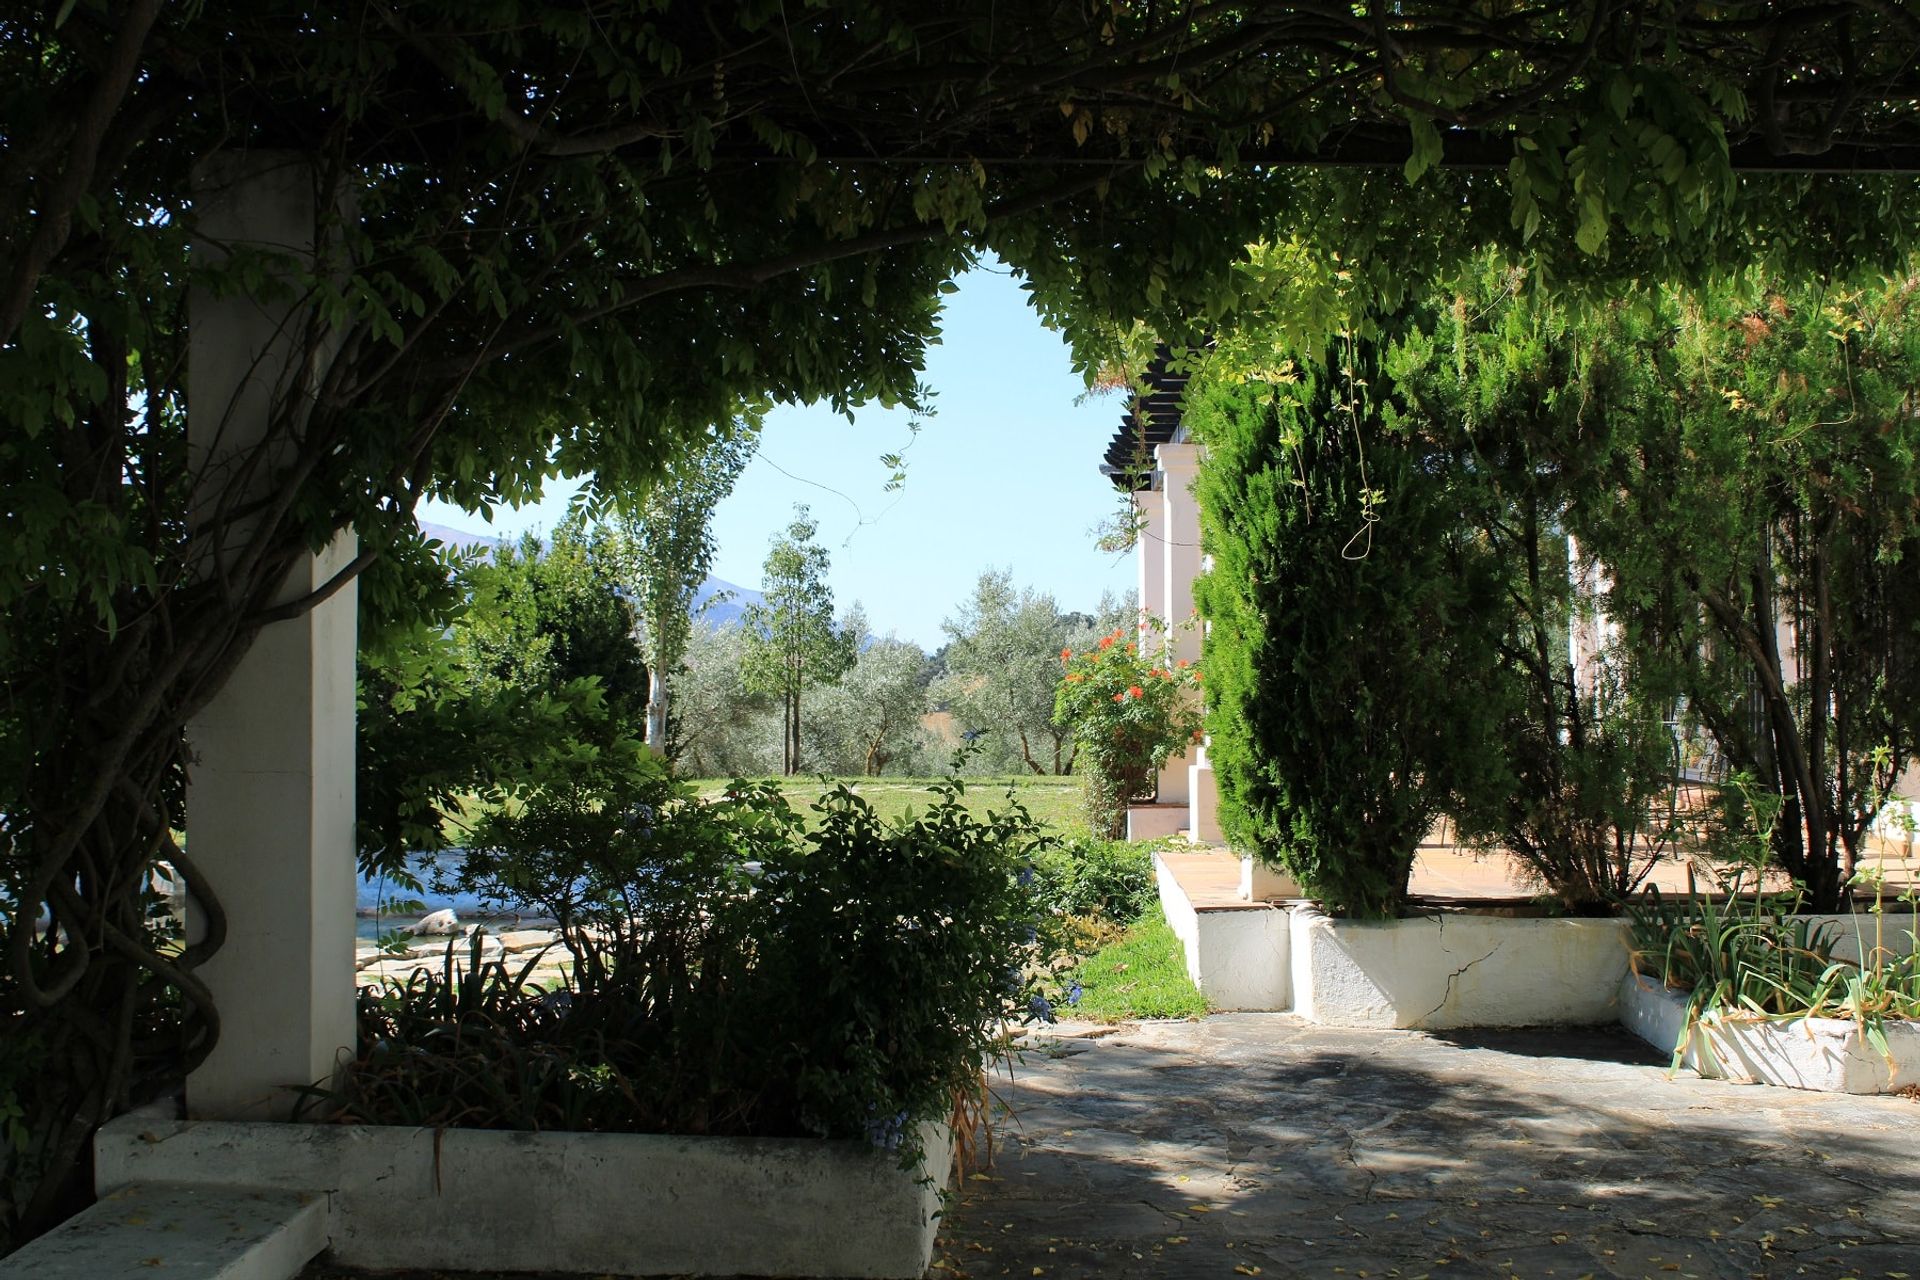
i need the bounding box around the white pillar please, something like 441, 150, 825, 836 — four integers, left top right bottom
184, 152, 357, 1120
1154, 443, 1204, 807
1135, 489, 1167, 623
1156, 442, 1204, 667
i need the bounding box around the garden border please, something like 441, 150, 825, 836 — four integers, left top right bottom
1619, 974, 1920, 1094
93, 1105, 952, 1279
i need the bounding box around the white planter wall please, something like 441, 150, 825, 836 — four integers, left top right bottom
1152, 855, 1290, 1011
94, 1111, 951, 1279
1290, 908, 1632, 1030
1155, 857, 1915, 1037
1620, 975, 1920, 1094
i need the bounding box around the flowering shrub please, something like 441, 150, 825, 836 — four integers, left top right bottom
327, 758, 1056, 1166
1053, 617, 1203, 837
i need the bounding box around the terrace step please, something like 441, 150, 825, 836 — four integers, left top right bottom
0, 1183, 326, 1280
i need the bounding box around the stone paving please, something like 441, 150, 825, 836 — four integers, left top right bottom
300, 1014, 1920, 1280
942, 1016, 1920, 1280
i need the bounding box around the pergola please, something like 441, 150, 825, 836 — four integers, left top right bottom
13, 4, 1920, 1227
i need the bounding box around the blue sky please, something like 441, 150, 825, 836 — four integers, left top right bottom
419, 261, 1136, 650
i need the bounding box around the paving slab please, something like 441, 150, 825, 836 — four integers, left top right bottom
6, 1183, 325, 1280
298, 1014, 1920, 1279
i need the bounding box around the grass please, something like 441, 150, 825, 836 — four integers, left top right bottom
685, 774, 1089, 837
1064, 906, 1210, 1022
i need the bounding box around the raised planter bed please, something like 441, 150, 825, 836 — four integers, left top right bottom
1619, 974, 1920, 1094
1289, 905, 1631, 1029
1155, 851, 1920, 1034
94, 1107, 952, 1279
1153, 852, 1290, 1012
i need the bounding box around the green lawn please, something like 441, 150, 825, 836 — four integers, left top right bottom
1064, 906, 1210, 1022
684, 774, 1089, 837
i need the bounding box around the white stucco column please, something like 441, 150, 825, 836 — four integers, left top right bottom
1134, 489, 1167, 624
1156, 443, 1204, 666
184, 152, 358, 1120
1153, 443, 1203, 807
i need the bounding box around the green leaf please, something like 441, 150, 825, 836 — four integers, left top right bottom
1403, 115, 1443, 184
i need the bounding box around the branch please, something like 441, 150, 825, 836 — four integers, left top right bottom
0, 0, 164, 346
432, 166, 1122, 377
246, 541, 381, 626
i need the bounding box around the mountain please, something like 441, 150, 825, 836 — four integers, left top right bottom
418, 519, 506, 550
692, 577, 764, 628
416, 517, 761, 626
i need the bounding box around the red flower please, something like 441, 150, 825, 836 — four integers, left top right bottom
1112, 692, 1125, 703
1127, 685, 1144, 699
1098, 636, 1115, 650
1060, 648, 1072, 662
1175, 659, 1190, 669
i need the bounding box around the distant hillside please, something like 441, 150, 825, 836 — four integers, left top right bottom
691, 577, 763, 627
418, 519, 502, 550
417, 518, 761, 627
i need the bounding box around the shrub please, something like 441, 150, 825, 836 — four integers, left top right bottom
1374, 290, 1686, 912
1053, 617, 1203, 838
1030, 834, 1159, 923
1190, 360, 1506, 918
327, 764, 1054, 1164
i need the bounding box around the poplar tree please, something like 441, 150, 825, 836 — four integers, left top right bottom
609, 424, 758, 753
742, 508, 854, 775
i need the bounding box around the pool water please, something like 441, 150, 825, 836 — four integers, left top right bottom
354, 851, 545, 941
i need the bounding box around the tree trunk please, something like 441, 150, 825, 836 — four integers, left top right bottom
792, 689, 803, 775
645, 666, 668, 751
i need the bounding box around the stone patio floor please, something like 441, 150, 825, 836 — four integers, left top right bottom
302, 1014, 1920, 1280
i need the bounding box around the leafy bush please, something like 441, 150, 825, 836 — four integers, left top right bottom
1375, 288, 1687, 912
1030, 834, 1159, 923
325, 764, 1054, 1164
1053, 617, 1203, 838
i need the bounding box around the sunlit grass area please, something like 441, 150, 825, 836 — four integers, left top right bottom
1065, 907, 1209, 1022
